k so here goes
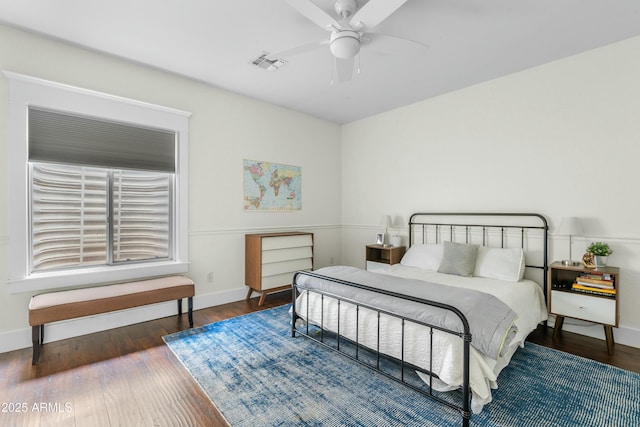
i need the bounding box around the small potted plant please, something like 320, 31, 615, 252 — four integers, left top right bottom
586, 242, 612, 268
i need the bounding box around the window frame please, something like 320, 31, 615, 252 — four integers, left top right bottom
5, 71, 191, 293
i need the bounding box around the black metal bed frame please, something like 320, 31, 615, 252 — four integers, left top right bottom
408, 212, 549, 302
291, 212, 549, 427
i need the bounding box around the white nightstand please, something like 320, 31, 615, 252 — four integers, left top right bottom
548, 261, 619, 354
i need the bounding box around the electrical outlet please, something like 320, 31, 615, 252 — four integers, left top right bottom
207, 272, 213, 283
330, 257, 334, 265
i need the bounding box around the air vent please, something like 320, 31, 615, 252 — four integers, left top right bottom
251, 52, 287, 71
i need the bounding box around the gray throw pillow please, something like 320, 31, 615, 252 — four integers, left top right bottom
437, 241, 479, 277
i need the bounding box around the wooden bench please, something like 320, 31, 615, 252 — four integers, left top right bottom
28, 276, 195, 365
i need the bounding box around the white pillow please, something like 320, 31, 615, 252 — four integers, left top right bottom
473, 246, 525, 282
400, 244, 443, 270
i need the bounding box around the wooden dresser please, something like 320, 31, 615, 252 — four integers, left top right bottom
245, 232, 314, 306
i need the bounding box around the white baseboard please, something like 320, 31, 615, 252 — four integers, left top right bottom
547, 315, 640, 349
0, 286, 248, 354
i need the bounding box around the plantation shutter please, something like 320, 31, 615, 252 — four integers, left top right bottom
28, 107, 175, 273
31, 164, 108, 271
112, 170, 171, 262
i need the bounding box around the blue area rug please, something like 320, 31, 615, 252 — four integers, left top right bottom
163, 305, 640, 427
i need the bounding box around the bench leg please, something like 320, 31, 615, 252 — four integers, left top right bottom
32, 325, 41, 365
177, 297, 193, 327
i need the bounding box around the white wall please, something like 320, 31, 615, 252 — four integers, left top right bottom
1, 22, 639, 353
341, 36, 640, 348
0, 24, 342, 352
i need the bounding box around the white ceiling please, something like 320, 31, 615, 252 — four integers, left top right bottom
1, 0, 639, 124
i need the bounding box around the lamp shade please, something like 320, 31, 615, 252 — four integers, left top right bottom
392, 215, 405, 227
557, 217, 583, 236
380, 215, 392, 228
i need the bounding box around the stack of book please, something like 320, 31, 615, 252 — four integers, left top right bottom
572, 272, 616, 298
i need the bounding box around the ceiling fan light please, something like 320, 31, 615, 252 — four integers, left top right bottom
330, 31, 360, 59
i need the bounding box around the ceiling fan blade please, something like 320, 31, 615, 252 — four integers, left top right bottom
349, 0, 408, 32
285, 0, 341, 31
362, 32, 428, 52
335, 57, 355, 82
266, 39, 329, 60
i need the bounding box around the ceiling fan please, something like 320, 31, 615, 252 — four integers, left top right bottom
267, 0, 425, 82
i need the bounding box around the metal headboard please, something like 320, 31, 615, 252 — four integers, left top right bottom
409, 212, 549, 301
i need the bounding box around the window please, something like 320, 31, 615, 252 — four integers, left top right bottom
5, 72, 190, 292
30, 163, 173, 272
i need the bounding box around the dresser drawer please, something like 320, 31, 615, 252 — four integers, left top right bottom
551, 290, 616, 326
261, 258, 313, 278
262, 246, 313, 264
262, 234, 313, 250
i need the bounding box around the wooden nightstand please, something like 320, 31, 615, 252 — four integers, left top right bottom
365, 244, 405, 271
548, 261, 619, 354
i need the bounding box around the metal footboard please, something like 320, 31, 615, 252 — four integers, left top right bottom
291, 270, 472, 427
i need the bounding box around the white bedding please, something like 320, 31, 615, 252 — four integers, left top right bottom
294, 264, 548, 414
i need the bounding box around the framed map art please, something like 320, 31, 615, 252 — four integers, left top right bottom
243, 159, 301, 211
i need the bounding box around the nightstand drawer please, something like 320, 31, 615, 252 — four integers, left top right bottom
366, 260, 391, 272
551, 290, 615, 325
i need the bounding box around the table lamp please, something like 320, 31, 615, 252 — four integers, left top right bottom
557, 217, 583, 266
380, 215, 392, 246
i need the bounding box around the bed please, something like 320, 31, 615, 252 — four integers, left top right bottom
290, 212, 549, 427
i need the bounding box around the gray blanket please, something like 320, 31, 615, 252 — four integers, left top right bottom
295, 266, 518, 359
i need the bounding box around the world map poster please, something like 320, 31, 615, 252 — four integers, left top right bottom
243, 159, 302, 211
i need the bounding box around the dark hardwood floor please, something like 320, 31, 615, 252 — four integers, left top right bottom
527, 322, 640, 373
1, 290, 638, 426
